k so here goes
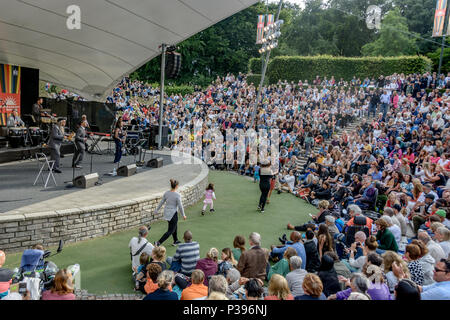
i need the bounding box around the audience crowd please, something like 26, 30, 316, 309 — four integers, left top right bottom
2, 71, 450, 300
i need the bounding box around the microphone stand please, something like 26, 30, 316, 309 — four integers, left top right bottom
64, 140, 77, 188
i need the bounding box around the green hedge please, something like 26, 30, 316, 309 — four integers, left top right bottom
246, 74, 269, 87
164, 85, 194, 96
248, 55, 432, 84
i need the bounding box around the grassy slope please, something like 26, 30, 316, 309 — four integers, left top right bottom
4, 171, 313, 294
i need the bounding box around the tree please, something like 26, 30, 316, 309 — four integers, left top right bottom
427, 38, 450, 73
361, 8, 418, 56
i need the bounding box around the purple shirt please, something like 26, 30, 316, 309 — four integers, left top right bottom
336, 283, 392, 300
195, 258, 218, 286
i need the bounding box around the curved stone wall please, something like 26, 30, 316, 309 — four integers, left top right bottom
0, 155, 209, 253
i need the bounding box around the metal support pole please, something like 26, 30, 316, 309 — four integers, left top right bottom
438, 35, 446, 76
158, 43, 166, 150
438, 4, 450, 76
250, 0, 283, 128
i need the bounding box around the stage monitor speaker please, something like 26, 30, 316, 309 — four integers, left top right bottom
118, 164, 137, 176
165, 52, 182, 78
147, 157, 163, 168
73, 173, 99, 189
148, 125, 169, 148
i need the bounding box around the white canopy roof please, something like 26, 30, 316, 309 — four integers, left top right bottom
0, 0, 258, 101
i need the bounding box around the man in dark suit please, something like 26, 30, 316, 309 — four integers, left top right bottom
236, 232, 267, 281
48, 118, 66, 173
72, 120, 87, 169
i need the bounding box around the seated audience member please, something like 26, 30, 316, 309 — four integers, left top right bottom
382, 251, 410, 293
41, 269, 76, 300
411, 239, 435, 285
294, 273, 327, 300
180, 269, 208, 300
0, 250, 14, 300
144, 263, 163, 295
149, 246, 167, 271
380, 215, 402, 245
361, 262, 392, 300
272, 232, 307, 268
286, 256, 307, 297
143, 270, 178, 300
328, 273, 371, 300
325, 251, 352, 281
207, 275, 228, 300
134, 252, 150, 292
217, 248, 237, 276
375, 218, 398, 254
168, 230, 200, 276
237, 232, 267, 281
344, 234, 378, 273
267, 247, 297, 281
394, 279, 421, 301
264, 274, 294, 300
243, 278, 264, 300
304, 230, 321, 273
287, 200, 331, 231
225, 268, 241, 300
129, 226, 154, 273
434, 227, 450, 258
195, 248, 219, 286
418, 231, 446, 264
232, 235, 246, 262
404, 244, 425, 286
317, 255, 341, 297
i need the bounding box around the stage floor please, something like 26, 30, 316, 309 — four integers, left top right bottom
0, 150, 202, 215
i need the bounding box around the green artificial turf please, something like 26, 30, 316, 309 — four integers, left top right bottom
3, 170, 314, 294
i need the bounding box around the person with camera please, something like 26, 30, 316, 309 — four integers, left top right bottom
343, 235, 379, 273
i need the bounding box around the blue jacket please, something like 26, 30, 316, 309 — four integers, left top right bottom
272, 242, 307, 270
143, 288, 178, 300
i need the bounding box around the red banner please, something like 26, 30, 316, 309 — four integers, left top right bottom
0, 92, 21, 115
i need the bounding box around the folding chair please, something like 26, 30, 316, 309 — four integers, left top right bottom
33, 153, 57, 188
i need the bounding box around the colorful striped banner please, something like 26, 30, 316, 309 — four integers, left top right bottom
433, 0, 448, 37
0, 63, 21, 116
256, 15, 265, 44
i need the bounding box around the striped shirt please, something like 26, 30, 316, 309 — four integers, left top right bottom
173, 241, 200, 275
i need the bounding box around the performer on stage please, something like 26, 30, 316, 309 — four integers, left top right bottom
48, 117, 66, 173
7, 110, 25, 127
32, 97, 44, 125
113, 116, 126, 165
72, 120, 87, 169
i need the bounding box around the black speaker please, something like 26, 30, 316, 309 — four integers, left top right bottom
118, 164, 137, 176
147, 157, 163, 168
165, 52, 181, 78
148, 125, 169, 148
73, 173, 99, 189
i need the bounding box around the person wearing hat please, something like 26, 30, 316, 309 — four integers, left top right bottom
48, 117, 66, 173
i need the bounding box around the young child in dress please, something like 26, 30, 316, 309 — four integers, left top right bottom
202, 183, 216, 215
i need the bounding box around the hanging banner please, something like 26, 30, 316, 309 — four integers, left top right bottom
256, 15, 265, 44
0, 63, 21, 119
433, 0, 448, 37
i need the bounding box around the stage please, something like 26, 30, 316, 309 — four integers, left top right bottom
0, 150, 179, 214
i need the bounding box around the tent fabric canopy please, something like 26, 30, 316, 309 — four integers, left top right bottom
0, 0, 257, 101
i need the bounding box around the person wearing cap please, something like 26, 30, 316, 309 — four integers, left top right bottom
48, 117, 66, 173
0, 250, 14, 299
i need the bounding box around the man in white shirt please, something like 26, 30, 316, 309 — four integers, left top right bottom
129, 226, 154, 273
418, 231, 446, 264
